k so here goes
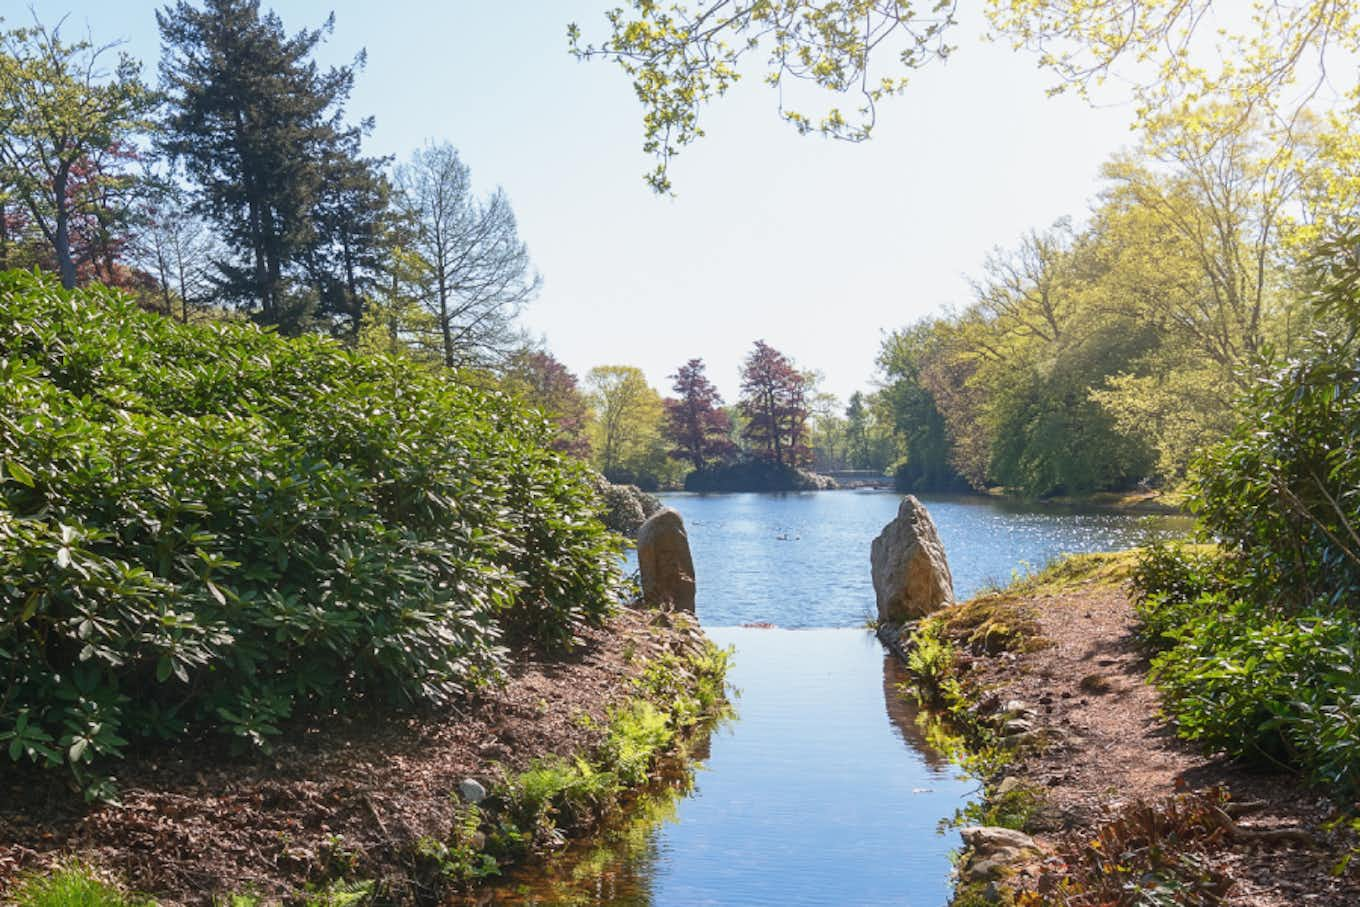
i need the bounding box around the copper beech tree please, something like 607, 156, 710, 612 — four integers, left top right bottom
739, 340, 812, 468
664, 358, 736, 471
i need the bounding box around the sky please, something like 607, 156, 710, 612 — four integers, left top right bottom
22, 0, 1141, 403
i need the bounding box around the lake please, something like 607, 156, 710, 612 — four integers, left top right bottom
670, 491, 1190, 628
486, 491, 1188, 905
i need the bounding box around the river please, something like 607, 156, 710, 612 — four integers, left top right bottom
483, 491, 1190, 905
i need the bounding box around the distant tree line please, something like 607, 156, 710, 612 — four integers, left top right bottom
871, 107, 1354, 498
7, 4, 1359, 501
0, 2, 536, 369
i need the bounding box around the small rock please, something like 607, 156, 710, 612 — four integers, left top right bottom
1002, 718, 1034, 736
458, 778, 487, 804
960, 825, 1039, 854
1001, 730, 1044, 749
996, 776, 1025, 797
1002, 699, 1032, 716
961, 853, 1016, 883
1079, 673, 1113, 694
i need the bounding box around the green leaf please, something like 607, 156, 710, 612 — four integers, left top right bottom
4, 459, 35, 487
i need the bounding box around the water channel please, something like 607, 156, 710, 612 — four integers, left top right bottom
484, 491, 1190, 905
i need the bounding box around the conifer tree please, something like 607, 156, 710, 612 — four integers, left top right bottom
157, 0, 368, 328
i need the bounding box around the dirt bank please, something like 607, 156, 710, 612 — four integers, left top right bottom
887, 556, 1360, 906
0, 608, 724, 905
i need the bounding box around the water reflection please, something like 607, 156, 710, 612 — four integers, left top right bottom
478, 629, 974, 906
881, 652, 952, 774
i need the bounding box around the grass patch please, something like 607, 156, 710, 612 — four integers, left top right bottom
958, 781, 1046, 832
932, 593, 1044, 656
468, 626, 731, 888
1006, 550, 1144, 595
301, 880, 375, 907
9, 862, 150, 907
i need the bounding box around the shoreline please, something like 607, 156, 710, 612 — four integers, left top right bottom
0, 609, 728, 905
883, 553, 1360, 906
661, 484, 1189, 515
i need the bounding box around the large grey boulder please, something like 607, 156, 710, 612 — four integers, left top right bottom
870, 495, 953, 622
637, 508, 696, 612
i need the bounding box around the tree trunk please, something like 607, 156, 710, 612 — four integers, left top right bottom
155, 239, 174, 316
248, 197, 269, 320
174, 238, 190, 323
0, 199, 9, 271
342, 230, 360, 336
53, 166, 77, 290
439, 281, 454, 367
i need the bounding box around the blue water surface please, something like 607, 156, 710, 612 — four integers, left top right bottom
490, 491, 1184, 905
664, 490, 1188, 628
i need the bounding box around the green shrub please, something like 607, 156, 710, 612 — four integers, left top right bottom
1130, 324, 1360, 794
1131, 544, 1226, 651
1190, 336, 1360, 613
0, 271, 623, 795
1131, 543, 1219, 606
1149, 607, 1360, 788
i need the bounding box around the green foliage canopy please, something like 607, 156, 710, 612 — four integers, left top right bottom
0, 271, 623, 796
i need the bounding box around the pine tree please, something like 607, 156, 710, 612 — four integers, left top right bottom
305, 129, 391, 337
157, 0, 367, 327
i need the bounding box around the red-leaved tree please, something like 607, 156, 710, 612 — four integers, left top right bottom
502, 349, 593, 459
738, 340, 811, 467
664, 358, 735, 471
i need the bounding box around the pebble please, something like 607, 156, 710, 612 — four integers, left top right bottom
458, 778, 487, 804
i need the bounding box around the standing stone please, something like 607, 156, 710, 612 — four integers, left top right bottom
637, 507, 696, 612
870, 495, 954, 622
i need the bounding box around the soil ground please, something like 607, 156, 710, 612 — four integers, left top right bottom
953, 578, 1360, 905
0, 608, 709, 905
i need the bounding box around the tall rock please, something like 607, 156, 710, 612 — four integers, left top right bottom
637, 507, 696, 612
870, 495, 953, 622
